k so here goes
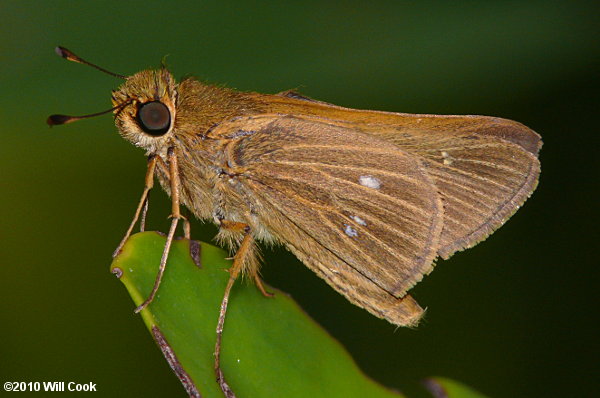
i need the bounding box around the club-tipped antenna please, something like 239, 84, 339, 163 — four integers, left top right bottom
47, 102, 131, 126
55, 46, 126, 79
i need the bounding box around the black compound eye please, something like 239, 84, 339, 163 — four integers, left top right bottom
137, 101, 171, 136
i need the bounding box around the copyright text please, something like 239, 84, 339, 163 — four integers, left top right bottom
4, 381, 97, 392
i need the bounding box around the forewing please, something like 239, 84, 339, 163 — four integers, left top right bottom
260, 96, 541, 259
360, 115, 541, 258
213, 114, 444, 300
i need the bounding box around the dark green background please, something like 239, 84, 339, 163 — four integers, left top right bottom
1, 1, 597, 397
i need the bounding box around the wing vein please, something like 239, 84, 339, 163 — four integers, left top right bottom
318, 213, 412, 283
274, 159, 424, 186
246, 178, 403, 296
427, 165, 514, 193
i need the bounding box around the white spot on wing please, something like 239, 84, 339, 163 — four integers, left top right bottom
344, 224, 358, 237
359, 175, 381, 189
441, 151, 453, 165
350, 215, 367, 226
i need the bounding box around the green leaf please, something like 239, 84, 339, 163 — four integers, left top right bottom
110, 232, 403, 398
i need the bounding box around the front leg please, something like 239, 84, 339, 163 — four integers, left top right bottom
113, 155, 157, 257
135, 147, 188, 313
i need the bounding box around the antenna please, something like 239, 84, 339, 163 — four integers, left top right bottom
55, 46, 126, 79
48, 47, 131, 126
47, 102, 131, 126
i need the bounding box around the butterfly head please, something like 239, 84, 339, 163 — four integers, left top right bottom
112, 69, 177, 154
47, 47, 179, 156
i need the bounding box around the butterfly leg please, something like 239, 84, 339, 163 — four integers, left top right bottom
182, 208, 191, 240
213, 220, 255, 397
113, 154, 158, 257
134, 147, 185, 313
139, 190, 150, 232
254, 274, 274, 298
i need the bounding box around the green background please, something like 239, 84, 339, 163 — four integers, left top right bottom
1, 1, 597, 397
